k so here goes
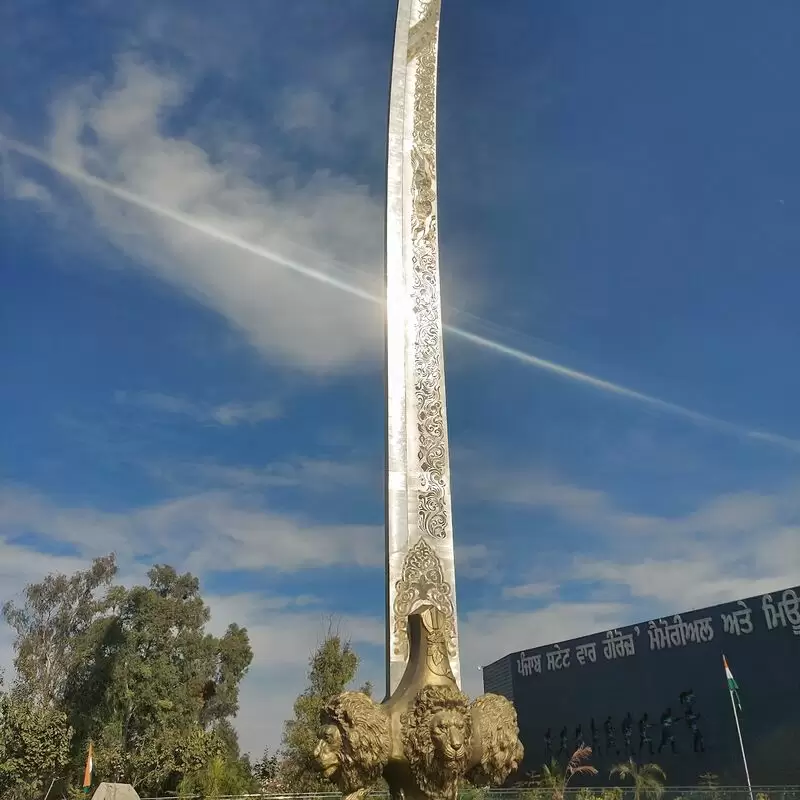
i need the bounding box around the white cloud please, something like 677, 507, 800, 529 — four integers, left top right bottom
43, 56, 384, 374
9, 176, 53, 205
115, 390, 281, 425
3, 466, 799, 756
0, 484, 383, 573
143, 458, 375, 497
502, 582, 558, 600
487, 466, 800, 616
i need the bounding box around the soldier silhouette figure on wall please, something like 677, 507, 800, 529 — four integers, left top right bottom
685, 709, 705, 753
639, 712, 654, 755
559, 726, 568, 756
604, 715, 618, 756
678, 688, 705, 754
658, 707, 678, 754
544, 728, 552, 761
622, 712, 633, 756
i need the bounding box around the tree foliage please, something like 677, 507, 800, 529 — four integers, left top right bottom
531, 747, 598, 800
2, 554, 118, 708
0, 680, 73, 799
609, 759, 667, 800
279, 627, 373, 791
254, 746, 282, 792
0, 558, 253, 796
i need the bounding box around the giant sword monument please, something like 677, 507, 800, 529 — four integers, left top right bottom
312, 3, 525, 800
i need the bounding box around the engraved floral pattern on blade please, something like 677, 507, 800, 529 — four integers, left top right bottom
410, 2, 449, 542
393, 538, 456, 658
407, 0, 441, 62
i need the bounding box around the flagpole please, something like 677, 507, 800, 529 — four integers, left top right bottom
727, 676, 754, 800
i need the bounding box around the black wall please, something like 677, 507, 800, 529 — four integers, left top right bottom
485, 586, 800, 785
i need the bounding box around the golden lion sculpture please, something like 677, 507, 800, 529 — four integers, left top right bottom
466, 693, 524, 787
313, 691, 392, 800
401, 684, 473, 800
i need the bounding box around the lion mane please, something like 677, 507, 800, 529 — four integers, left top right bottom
401, 684, 472, 800
466, 693, 524, 787
319, 691, 391, 798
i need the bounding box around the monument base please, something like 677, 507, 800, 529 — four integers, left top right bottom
89, 783, 140, 800
313, 607, 523, 800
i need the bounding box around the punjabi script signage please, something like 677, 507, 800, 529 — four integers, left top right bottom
762, 589, 800, 635
514, 586, 800, 679
647, 615, 715, 651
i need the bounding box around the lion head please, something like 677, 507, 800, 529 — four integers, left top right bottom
466, 693, 524, 787
402, 684, 472, 800
314, 691, 391, 800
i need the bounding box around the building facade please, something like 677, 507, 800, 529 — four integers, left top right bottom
482, 586, 800, 785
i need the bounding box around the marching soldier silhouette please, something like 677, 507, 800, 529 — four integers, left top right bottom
639, 712, 654, 755
658, 708, 678, 754
622, 712, 633, 756
604, 715, 618, 756
685, 710, 705, 753
558, 726, 568, 756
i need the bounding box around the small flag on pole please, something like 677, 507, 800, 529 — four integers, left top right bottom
723, 654, 742, 710
82, 741, 93, 794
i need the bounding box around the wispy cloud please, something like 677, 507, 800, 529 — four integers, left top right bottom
115, 390, 281, 425
2, 470, 798, 753
131, 457, 376, 498
155, 458, 372, 492
482, 464, 800, 615
27, 56, 383, 373
6, 116, 800, 452
502, 582, 558, 600
0, 484, 383, 573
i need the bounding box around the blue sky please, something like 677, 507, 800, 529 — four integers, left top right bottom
2, 0, 800, 755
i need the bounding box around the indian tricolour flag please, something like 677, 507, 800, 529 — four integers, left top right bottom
82, 741, 94, 794
723, 654, 742, 710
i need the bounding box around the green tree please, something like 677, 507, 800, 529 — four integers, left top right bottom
69, 565, 253, 794
532, 747, 598, 800
2, 555, 118, 708
255, 746, 282, 792
280, 628, 372, 792
3, 560, 253, 796
0, 680, 73, 799
93, 724, 223, 794
698, 773, 720, 787
178, 749, 257, 799
609, 759, 667, 800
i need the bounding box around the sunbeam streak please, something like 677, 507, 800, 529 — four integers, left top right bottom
4, 134, 799, 455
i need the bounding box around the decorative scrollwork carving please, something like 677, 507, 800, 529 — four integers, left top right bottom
393, 539, 455, 658
407, 0, 441, 62
410, 0, 449, 543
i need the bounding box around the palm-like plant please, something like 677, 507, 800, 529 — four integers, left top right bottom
535, 747, 598, 800
610, 759, 666, 800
